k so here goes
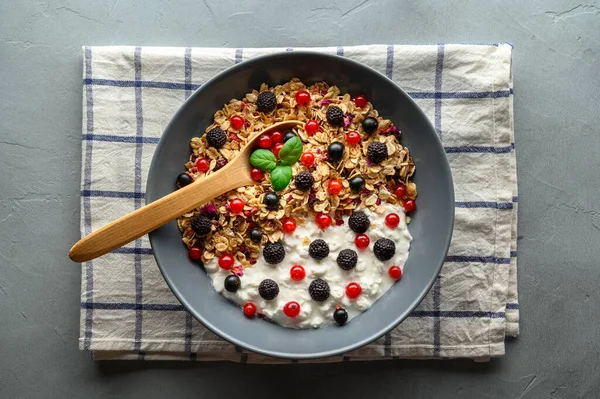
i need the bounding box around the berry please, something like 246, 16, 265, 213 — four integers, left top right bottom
348, 176, 365, 193
258, 279, 279, 300
218, 254, 234, 270
283, 130, 297, 142
327, 142, 345, 162
196, 158, 210, 173
367, 141, 388, 164
327, 179, 342, 195
214, 157, 227, 171
295, 90, 311, 106
188, 247, 202, 260
256, 91, 277, 113
230, 115, 244, 130
404, 199, 416, 212
348, 211, 370, 234
334, 308, 348, 325
257, 134, 272, 149
337, 249, 358, 270
224, 275, 241, 293
305, 120, 319, 135
249, 228, 262, 243
309, 278, 330, 302
385, 213, 400, 228
315, 213, 332, 230
243, 302, 257, 318
388, 266, 402, 280
263, 192, 279, 210
263, 242, 285, 264
206, 127, 227, 149
191, 215, 212, 236
282, 217, 296, 234
273, 143, 284, 158
394, 184, 406, 198
290, 265, 305, 281
355, 234, 370, 250
229, 198, 245, 214
301, 152, 315, 167
354, 95, 368, 108
176, 173, 193, 188
346, 282, 362, 299
326, 106, 344, 126
284, 301, 301, 317
251, 168, 264, 181
373, 238, 396, 261
294, 171, 314, 191
271, 131, 283, 144
346, 131, 361, 146
362, 116, 379, 133
309, 239, 329, 260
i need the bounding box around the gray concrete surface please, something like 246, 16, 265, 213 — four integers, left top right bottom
1, 0, 599, 397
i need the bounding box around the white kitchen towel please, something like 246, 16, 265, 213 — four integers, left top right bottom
79, 44, 518, 362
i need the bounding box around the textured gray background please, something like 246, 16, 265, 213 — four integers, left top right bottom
1, 0, 599, 398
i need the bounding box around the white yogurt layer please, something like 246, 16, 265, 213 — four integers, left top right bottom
205, 205, 412, 328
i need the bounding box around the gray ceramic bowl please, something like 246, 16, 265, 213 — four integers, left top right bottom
146, 52, 454, 359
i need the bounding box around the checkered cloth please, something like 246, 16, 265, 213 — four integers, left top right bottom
79, 44, 518, 362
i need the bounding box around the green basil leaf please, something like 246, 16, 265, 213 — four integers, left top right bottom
278, 136, 303, 166
250, 149, 277, 171
270, 165, 293, 191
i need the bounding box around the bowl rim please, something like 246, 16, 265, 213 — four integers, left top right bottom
147, 51, 454, 359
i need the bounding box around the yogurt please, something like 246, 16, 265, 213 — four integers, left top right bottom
205, 205, 412, 328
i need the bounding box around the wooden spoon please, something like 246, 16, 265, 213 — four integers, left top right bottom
69, 120, 304, 262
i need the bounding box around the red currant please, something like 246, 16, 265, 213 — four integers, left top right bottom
305, 120, 319, 135
327, 179, 343, 195
394, 184, 406, 198
273, 143, 284, 158
346, 131, 361, 146
196, 157, 210, 173
315, 213, 332, 230
218, 254, 234, 270
355, 234, 370, 250
388, 266, 402, 280
346, 282, 362, 299
271, 131, 283, 144
354, 94, 368, 108
301, 152, 315, 167
250, 168, 264, 181
230, 115, 244, 130
243, 302, 257, 318
290, 265, 305, 281
404, 199, 416, 212
257, 134, 272, 149
229, 198, 245, 214
283, 301, 301, 318
295, 90, 311, 106
188, 247, 202, 260
385, 213, 400, 228
281, 217, 297, 234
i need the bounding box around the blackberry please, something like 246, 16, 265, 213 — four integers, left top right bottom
294, 171, 314, 191
333, 308, 348, 325
258, 279, 279, 300
263, 242, 285, 264
309, 239, 329, 260
206, 127, 227, 149
214, 157, 228, 171
191, 215, 212, 236
326, 106, 344, 126
224, 275, 241, 293
256, 91, 277, 113
348, 211, 370, 234
337, 249, 358, 270
373, 238, 396, 261
367, 141, 388, 164
308, 278, 330, 302
362, 116, 379, 133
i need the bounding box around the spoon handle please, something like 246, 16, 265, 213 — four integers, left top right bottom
69, 162, 250, 262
